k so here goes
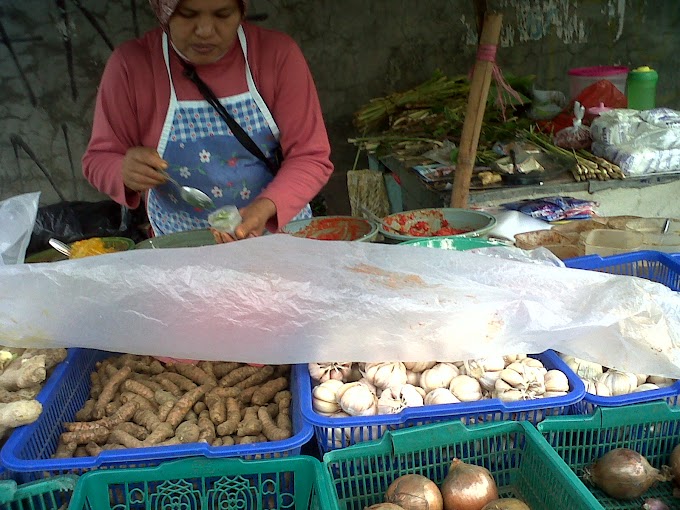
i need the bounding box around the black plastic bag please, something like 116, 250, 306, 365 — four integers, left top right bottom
27, 200, 148, 255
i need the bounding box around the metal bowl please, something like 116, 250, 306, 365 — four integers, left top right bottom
379, 208, 497, 242
282, 216, 378, 242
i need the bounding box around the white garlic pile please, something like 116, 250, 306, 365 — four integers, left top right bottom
558, 353, 677, 397
309, 354, 571, 418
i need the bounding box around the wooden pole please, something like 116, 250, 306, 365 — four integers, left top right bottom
451, 13, 503, 208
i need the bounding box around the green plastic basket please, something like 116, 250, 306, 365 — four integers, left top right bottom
69, 456, 330, 510
322, 420, 597, 510
538, 401, 680, 509
0, 475, 77, 509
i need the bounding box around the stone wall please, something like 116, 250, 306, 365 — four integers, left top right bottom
0, 0, 677, 206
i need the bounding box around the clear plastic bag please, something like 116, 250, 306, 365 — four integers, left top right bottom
208, 205, 242, 236
0, 192, 40, 265
553, 101, 592, 150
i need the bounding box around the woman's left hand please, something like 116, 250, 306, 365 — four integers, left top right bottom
211, 198, 277, 243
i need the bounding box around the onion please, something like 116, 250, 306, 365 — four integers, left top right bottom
642, 498, 670, 510
366, 505, 407, 510
440, 458, 499, 510
585, 448, 671, 500
385, 474, 444, 510
670, 443, 680, 481
481, 499, 530, 510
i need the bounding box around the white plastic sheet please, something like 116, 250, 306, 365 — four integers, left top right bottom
1, 235, 679, 376
0, 192, 40, 265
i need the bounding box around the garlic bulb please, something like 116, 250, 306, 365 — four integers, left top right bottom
449, 375, 483, 402
345, 365, 363, 383
634, 373, 648, 386
503, 354, 527, 364
326, 411, 351, 449
648, 375, 675, 387
420, 363, 459, 393
582, 378, 612, 396
562, 355, 603, 380
337, 382, 377, 416
405, 370, 420, 387
598, 370, 638, 396
633, 383, 660, 393
403, 362, 436, 373
363, 362, 407, 390
308, 362, 353, 383
463, 357, 505, 379
478, 370, 502, 393
312, 379, 345, 413
424, 388, 460, 405
544, 370, 570, 393
378, 384, 424, 414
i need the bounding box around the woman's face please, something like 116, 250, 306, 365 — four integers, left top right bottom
169, 0, 243, 65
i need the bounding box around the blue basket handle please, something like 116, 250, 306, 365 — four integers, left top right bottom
387, 420, 513, 456
595, 401, 680, 428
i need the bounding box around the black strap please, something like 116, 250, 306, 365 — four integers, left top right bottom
182, 63, 279, 176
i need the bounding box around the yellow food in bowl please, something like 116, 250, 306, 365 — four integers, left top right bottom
69, 238, 117, 259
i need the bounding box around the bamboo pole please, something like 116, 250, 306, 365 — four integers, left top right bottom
451, 13, 503, 208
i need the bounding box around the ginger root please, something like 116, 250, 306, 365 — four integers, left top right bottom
0, 400, 42, 438
0, 356, 46, 391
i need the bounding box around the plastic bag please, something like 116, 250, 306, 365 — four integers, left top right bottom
208, 205, 242, 236
502, 196, 598, 222
0, 192, 40, 265
27, 200, 147, 255
553, 102, 592, 149
1, 235, 680, 376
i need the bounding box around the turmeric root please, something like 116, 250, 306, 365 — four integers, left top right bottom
205, 388, 227, 424
252, 377, 289, 405
221, 436, 235, 446
156, 377, 183, 398
166, 384, 213, 428
235, 435, 262, 445
74, 446, 88, 457
142, 422, 174, 446
130, 376, 163, 393
153, 390, 178, 407
197, 410, 216, 444
74, 399, 96, 422
64, 401, 139, 431
0, 356, 46, 391
237, 408, 263, 437
212, 437, 223, 447
219, 366, 261, 388
93, 366, 131, 420
258, 407, 291, 441
122, 380, 155, 401
114, 422, 147, 441
156, 373, 197, 392
157, 400, 175, 422
175, 421, 200, 443
109, 429, 143, 449
235, 366, 275, 390
133, 409, 162, 432
61, 425, 109, 445
0, 400, 42, 438
173, 363, 216, 386
104, 401, 122, 416
215, 397, 240, 436
198, 361, 216, 381
120, 392, 157, 412
54, 440, 77, 458
193, 401, 207, 414
212, 362, 241, 379
118, 354, 164, 375
239, 385, 258, 405
89, 372, 103, 399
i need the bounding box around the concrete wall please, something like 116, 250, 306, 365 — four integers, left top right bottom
0, 0, 678, 208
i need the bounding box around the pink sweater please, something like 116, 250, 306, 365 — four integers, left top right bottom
82, 23, 333, 230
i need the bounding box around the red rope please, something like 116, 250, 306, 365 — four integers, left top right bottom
473, 44, 523, 120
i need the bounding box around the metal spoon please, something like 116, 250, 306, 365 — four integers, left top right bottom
359, 205, 402, 234
662, 218, 671, 234
159, 170, 215, 210
48, 238, 71, 258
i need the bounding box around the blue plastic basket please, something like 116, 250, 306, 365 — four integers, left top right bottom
563, 251, 680, 414
300, 350, 585, 455
564, 250, 680, 291
1, 349, 313, 481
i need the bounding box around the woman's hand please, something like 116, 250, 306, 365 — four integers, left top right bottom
122, 147, 168, 192
211, 198, 277, 243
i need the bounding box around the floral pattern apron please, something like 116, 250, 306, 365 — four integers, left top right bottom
147, 26, 312, 236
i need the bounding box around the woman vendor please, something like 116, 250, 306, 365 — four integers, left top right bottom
83, 0, 334, 241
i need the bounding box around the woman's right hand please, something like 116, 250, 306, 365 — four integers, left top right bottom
122, 147, 169, 192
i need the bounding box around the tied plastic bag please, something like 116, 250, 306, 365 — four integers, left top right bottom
1, 235, 680, 376
208, 205, 242, 236
553, 101, 592, 150
502, 196, 598, 222
0, 192, 40, 265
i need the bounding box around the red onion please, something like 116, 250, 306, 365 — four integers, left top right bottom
585, 448, 671, 500
385, 474, 444, 510
440, 458, 499, 510
642, 499, 670, 510
480, 499, 530, 510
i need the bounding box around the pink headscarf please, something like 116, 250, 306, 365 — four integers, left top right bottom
148, 0, 246, 31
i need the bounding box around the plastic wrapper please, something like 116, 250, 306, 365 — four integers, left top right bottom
0, 192, 40, 265
502, 196, 598, 222
208, 205, 242, 235
592, 142, 680, 177
1, 235, 680, 376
